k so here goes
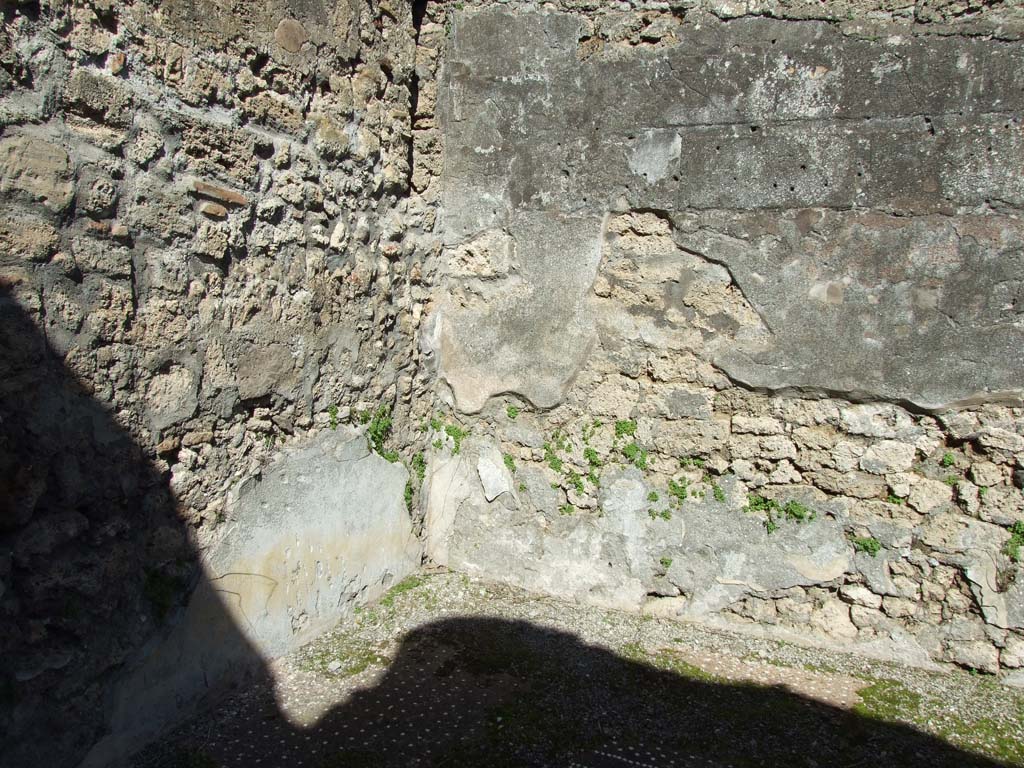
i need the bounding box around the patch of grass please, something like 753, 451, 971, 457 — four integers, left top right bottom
679, 456, 705, 469
380, 574, 426, 609
566, 469, 584, 494
506, 405, 520, 420
584, 446, 601, 468
648, 508, 672, 521
503, 453, 516, 473
659, 556, 673, 570
622, 441, 648, 470
712, 484, 726, 503
853, 536, 882, 557
381, 449, 400, 463
299, 633, 389, 678
559, 503, 574, 516
940, 451, 956, 468
944, 474, 959, 487
614, 419, 637, 438
327, 404, 339, 430
886, 493, 905, 505
445, 423, 469, 454
432, 438, 443, 450
1003, 520, 1024, 562
647, 490, 659, 502
429, 415, 443, 432
853, 679, 922, 722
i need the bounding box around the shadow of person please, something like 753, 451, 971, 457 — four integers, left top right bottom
0, 283, 271, 768
143, 615, 1013, 768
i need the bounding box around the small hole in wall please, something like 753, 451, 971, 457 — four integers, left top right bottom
800, 164, 807, 171
771, 38, 777, 45
750, 125, 759, 133
789, 185, 795, 192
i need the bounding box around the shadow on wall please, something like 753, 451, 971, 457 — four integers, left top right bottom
138, 615, 1010, 768
0, 283, 270, 767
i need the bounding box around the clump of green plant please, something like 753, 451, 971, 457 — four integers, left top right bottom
429, 415, 443, 432
978, 485, 989, 499
712, 484, 726, 503
143, 568, 184, 621
566, 469, 584, 494
445, 423, 469, 454
853, 536, 882, 557
944, 475, 959, 487
1003, 521, 1024, 562
940, 451, 957, 468
614, 419, 637, 439
559, 503, 574, 516
647, 490, 659, 502
783, 500, 815, 523
622, 441, 648, 470
412, 452, 426, 482
659, 556, 673, 570
667, 478, 689, 507
543, 441, 564, 472
503, 453, 516, 473
361, 403, 393, 454
506, 405, 520, 420
327, 404, 339, 430
886, 493, 905, 505
746, 494, 783, 534
404, 480, 413, 511
584, 446, 601, 468
582, 419, 602, 444
648, 508, 672, 521
381, 449, 400, 463
679, 457, 705, 469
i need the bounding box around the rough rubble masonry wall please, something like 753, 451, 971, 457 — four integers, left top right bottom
423, 1, 1024, 681
0, 1, 434, 766
3, 1, 1024, 765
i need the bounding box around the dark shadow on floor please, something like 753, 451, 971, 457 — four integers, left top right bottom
135, 616, 1016, 768
0, 283, 270, 767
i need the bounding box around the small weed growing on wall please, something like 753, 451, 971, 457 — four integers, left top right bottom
622, 442, 647, 469
327, 404, 339, 430
659, 556, 673, 570
503, 453, 516, 473
648, 508, 672, 521
144, 568, 184, 621
506, 405, 520, 420
940, 452, 956, 468
566, 469, 584, 494
647, 490, 659, 502
582, 419, 602, 445
543, 442, 564, 472
429, 415, 443, 432
363, 404, 392, 454
668, 478, 688, 507
712, 484, 726, 503
559, 503, 574, 516
783, 500, 815, 522
444, 424, 469, 454
1003, 521, 1024, 562
944, 475, 959, 487
886, 493, 905, 505
853, 536, 882, 557
404, 481, 413, 511
412, 452, 426, 482
614, 419, 637, 439
679, 457, 705, 469
432, 438, 443, 450
584, 446, 601, 468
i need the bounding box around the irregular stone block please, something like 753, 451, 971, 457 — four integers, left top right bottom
83, 429, 418, 766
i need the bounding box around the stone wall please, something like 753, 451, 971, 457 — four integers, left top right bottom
423, 0, 1024, 680
0, 1, 433, 765
3, 0, 1024, 764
